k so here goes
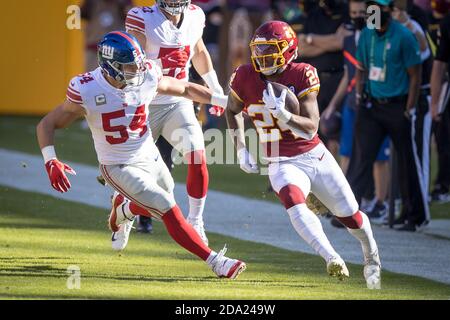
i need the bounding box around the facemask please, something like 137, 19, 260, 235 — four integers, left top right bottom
352, 17, 366, 30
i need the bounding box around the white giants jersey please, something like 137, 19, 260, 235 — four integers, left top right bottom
66, 63, 162, 165
125, 4, 206, 105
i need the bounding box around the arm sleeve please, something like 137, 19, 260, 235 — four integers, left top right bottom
229, 67, 246, 103
402, 29, 422, 68
125, 7, 146, 35
435, 18, 450, 63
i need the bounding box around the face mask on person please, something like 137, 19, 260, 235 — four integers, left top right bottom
352, 17, 366, 30
380, 9, 392, 27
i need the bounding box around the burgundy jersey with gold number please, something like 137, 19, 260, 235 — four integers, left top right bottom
229, 62, 321, 160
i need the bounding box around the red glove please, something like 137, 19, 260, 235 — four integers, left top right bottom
209, 105, 225, 117
45, 159, 76, 193
160, 50, 189, 69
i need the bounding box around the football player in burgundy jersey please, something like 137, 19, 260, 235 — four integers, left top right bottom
225, 21, 381, 288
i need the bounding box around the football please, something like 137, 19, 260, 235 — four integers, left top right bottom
267, 81, 300, 115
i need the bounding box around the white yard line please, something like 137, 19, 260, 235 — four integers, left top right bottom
1, 148, 450, 285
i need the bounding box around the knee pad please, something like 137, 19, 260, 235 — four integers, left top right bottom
336, 211, 363, 229
277, 184, 306, 209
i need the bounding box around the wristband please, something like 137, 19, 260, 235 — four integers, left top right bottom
277, 108, 292, 123
211, 93, 228, 108
42, 145, 57, 163
237, 148, 247, 161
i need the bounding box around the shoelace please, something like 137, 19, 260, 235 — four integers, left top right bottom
212, 244, 228, 269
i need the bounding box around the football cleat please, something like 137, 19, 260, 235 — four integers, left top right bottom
364, 251, 381, 289
136, 215, 153, 234
210, 246, 246, 279
112, 219, 134, 251
108, 192, 134, 232
187, 218, 208, 246
327, 256, 350, 280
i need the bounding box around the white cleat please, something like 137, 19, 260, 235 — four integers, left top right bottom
210, 246, 246, 279
364, 251, 381, 289
112, 219, 134, 251
108, 192, 134, 232
327, 256, 350, 280
187, 218, 209, 246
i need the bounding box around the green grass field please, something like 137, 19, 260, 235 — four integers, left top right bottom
1, 115, 450, 299
1, 186, 449, 299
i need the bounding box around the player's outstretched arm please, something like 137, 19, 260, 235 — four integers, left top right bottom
225, 94, 259, 174
157, 76, 228, 108
225, 93, 246, 151
36, 100, 85, 193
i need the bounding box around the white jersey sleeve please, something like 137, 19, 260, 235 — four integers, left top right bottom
187, 4, 206, 44
66, 77, 84, 106
125, 7, 147, 36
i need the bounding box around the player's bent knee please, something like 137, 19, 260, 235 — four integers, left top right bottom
277, 184, 306, 210
336, 211, 363, 229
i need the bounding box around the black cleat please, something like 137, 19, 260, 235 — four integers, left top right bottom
430, 187, 450, 204
97, 175, 106, 186
396, 222, 416, 232
368, 202, 388, 225
137, 215, 153, 234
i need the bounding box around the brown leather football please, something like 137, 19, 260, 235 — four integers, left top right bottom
267, 81, 300, 115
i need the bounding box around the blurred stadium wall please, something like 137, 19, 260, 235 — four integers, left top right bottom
0, 0, 153, 116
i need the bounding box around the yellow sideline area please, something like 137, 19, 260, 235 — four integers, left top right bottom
0, 0, 154, 115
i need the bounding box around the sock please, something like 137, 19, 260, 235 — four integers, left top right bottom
185, 150, 208, 222
119, 197, 153, 218
162, 205, 212, 261
287, 204, 340, 261
187, 196, 207, 222
206, 251, 218, 267
338, 211, 379, 262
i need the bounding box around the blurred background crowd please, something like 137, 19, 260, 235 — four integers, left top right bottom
62, 0, 450, 232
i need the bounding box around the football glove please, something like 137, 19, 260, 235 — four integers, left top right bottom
263, 83, 292, 123
237, 148, 259, 174
158, 50, 189, 69
45, 159, 76, 193
209, 105, 225, 117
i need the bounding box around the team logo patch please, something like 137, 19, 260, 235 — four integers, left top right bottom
102, 45, 115, 59
95, 94, 107, 106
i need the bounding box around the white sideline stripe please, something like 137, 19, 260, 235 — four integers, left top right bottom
1, 148, 450, 285
410, 112, 431, 221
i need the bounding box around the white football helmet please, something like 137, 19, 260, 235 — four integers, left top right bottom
157, 0, 190, 16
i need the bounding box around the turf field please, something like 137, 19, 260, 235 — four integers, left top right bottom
0, 116, 449, 299
1, 186, 449, 299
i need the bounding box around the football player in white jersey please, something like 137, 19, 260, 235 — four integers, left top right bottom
36, 32, 246, 280
122, 0, 225, 246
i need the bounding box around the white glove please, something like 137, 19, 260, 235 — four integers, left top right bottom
262, 83, 292, 123
237, 148, 259, 174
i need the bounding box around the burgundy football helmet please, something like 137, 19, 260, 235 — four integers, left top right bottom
250, 21, 299, 75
